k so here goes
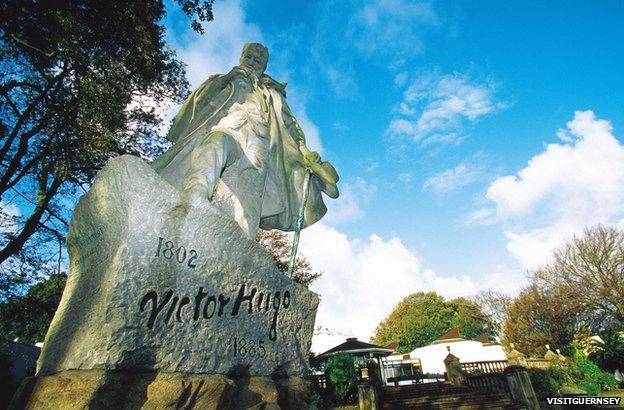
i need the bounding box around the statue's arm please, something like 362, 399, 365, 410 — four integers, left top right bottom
281, 103, 306, 146
279, 97, 339, 198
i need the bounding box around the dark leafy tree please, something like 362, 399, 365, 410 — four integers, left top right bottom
325, 352, 357, 405
372, 292, 492, 353
590, 331, 624, 373
256, 229, 322, 287
0, 273, 66, 343
0, 0, 213, 296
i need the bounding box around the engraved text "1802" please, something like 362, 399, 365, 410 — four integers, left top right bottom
155, 237, 198, 268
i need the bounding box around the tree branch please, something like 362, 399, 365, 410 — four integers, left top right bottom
0, 175, 63, 264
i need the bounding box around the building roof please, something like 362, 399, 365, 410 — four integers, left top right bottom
430, 327, 466, 344
475, 333, 490, 344
438, 327, 460, 340
318, 337, 395, 358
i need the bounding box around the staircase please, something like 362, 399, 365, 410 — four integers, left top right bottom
381, 382, 525, 409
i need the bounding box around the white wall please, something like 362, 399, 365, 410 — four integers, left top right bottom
386, 340, 507, 375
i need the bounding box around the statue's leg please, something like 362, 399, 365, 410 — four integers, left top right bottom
182, 131, 241, 202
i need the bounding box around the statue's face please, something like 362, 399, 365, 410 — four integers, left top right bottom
240, 46, 268, 76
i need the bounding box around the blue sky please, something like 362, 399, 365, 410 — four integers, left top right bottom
163, 0, 624, 351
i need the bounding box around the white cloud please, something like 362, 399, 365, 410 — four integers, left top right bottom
347, 0, 437, 56
485, 110, 624, 269
326, 65, 358, 100
398, 172, 413, 185
423, 163, 483, 194
164, 0, 324, 155
170, 0, 263, 88
324, 177, 376, 225
394, 71, 409, 87
0, 200, 21, 234
387, 73, 502, 146
299, 224, 520, 353
464, 208, 497, 226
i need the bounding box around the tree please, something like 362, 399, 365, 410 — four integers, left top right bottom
0, 0, 213, 296
325, 352, 357, 405
472, 289, 512, 342
0, 273, 66, 343
531, 225, 624, 331
503, 285, 577, 357
589, 331, 624, 373
372, 292, 492, 353
256, 229, 322, 287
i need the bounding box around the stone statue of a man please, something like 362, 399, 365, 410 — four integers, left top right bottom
153, 43, 339, 238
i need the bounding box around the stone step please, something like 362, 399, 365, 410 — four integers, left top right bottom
380, 381, 525, 410
382, 395, 524, 409
383, 402, 525, 410
382, 384, 472, 396
384, 395, 514, 404
381, 390, 525, 410
382, 391, 508, 400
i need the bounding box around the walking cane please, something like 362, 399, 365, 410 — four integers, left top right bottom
287, 170, 312, 278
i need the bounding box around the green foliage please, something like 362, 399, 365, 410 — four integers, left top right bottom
308, 389, 323, 408
372, 292, 491, 352
572, 352, 618, 392
0, 273, 66, 343
528, 366, 566, 399
529, 351, 617, 398
449, 297, 489, 341
0, 348, 16, 409
0, 0, 214, 291
528, 351, 617, 399
325, 352, 357, 404
590, 331, 624, 373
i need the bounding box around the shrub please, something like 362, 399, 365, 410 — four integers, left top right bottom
577, 379, 600, 396
309, 389, 323, 408
0, 348, 16, 409
325, 352, 357, 405
528, 366, 566, 399
529, 351, 618, 398
572, 351, 618, 392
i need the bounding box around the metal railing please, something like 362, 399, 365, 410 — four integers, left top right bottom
460, 360, 508, 374
379, 357, 423, 386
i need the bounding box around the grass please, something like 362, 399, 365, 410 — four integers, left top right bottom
600, 388, 624, 400
599, 389, 624, 409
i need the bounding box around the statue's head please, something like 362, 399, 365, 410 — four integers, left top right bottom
240, 43, 269, 76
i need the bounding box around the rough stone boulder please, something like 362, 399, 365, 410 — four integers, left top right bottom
37, 155, 318, 377
10, 370, 312, 409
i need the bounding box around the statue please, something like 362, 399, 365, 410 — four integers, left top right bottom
19, 43, 327, 409
153, 43, 339, 238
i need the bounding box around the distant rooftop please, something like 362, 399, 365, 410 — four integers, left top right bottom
430, 328, 494, 345
318, 337, 394, 358
430, 327, 465, 344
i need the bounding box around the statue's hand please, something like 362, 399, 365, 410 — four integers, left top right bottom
298, 144, 339, 198
299, 145, 321, 166
224, 66, 249, 83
